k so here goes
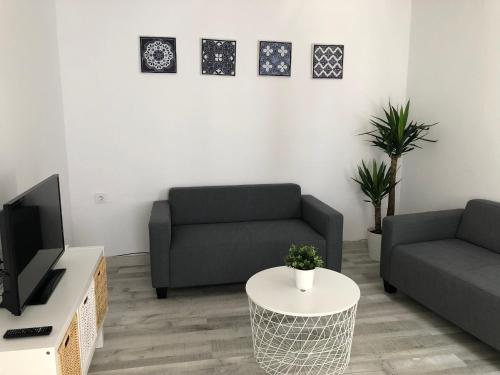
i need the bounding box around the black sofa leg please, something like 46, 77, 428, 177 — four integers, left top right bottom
383, 280, 397, 294
156, 287, 168, 299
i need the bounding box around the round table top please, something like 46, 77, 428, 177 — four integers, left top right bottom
245, 266, 360, 317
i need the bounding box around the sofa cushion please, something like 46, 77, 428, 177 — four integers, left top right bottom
390, 239, 500, 350
168, 184, 301, 225
456, 199, 500, 254
391, 239, 500, 290
169, 219, 325, 287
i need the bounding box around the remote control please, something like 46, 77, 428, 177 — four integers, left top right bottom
3, 326, 52, 339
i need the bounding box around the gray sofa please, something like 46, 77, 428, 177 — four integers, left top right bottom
149, 183, 343, 298
381, 199, 500, 351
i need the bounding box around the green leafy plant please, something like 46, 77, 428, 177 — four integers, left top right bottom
284, 244, 324, 270
361, 100, 437, 216
352, 159, 396, 234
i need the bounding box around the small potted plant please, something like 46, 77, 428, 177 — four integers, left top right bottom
285, 244, 324, 291
352, 159, 396, 261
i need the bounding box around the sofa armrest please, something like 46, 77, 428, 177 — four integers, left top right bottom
302, 195, 344, 271
381, 209, 463, 280
149, 200, 172, 288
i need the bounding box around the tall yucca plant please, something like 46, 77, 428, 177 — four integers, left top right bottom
362, 100, 437, 216
352, 160, 395, 234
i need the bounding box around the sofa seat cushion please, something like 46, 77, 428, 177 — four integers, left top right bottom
391, 239, 500, 296
390, 239, 500, 350
170, 219, 325, 288
456, 199, 500, 254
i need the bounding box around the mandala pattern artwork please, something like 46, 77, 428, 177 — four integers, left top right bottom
140, 37, 177, 73
202, 39, 236, 76
313, 45, 344, 79
259, 41, 292, 76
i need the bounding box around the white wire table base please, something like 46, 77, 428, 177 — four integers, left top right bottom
249, 298, 357, 375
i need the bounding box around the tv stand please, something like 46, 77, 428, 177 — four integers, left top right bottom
0, 246, 108, 375
27, 268, 66, 305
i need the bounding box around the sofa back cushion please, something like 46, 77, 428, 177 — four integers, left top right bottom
456, 199, 500, 254
169, 184, 302, 225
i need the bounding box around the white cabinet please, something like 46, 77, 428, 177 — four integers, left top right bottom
0, 246, 108, 375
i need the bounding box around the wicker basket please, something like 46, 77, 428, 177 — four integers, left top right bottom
78, 280, 97, 372
58, 314, 82, 375
94, 256, 108, 329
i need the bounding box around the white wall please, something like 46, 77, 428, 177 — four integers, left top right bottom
55, 0, 412, 255
0, 0, 72, 240
4, 0, 496, 256
400, 0, 500, 213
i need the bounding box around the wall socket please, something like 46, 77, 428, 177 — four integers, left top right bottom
94, 193, 107, 204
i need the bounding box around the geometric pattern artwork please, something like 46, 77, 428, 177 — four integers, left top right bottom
202, 39, 236, 76
140, 36, 177, 73
259, 41, 292, 77
248, 298, 357, 374
312, 44, 344, 79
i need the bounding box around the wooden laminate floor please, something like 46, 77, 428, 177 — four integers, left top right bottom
89, 241, 500, 375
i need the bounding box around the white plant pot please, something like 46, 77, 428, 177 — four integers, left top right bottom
294, 268, 315, 291
367, 229, 382, 262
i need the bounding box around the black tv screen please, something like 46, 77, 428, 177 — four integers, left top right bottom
0, 175, 65, 315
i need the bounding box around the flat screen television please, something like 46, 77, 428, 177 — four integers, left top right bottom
0, 175, 66, 316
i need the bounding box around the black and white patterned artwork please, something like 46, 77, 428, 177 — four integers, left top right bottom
140, 37, 177, 73
201, 39, 236, 76
259, 41, 292, 77
312, 45, 344, 79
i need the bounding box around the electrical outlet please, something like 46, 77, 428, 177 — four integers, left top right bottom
94, 193, 107, 204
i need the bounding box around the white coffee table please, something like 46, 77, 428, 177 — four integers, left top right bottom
246, 267, 360, 375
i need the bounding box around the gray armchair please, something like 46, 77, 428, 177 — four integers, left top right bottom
149, 184, 343, 299
381, 199, 500, 351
